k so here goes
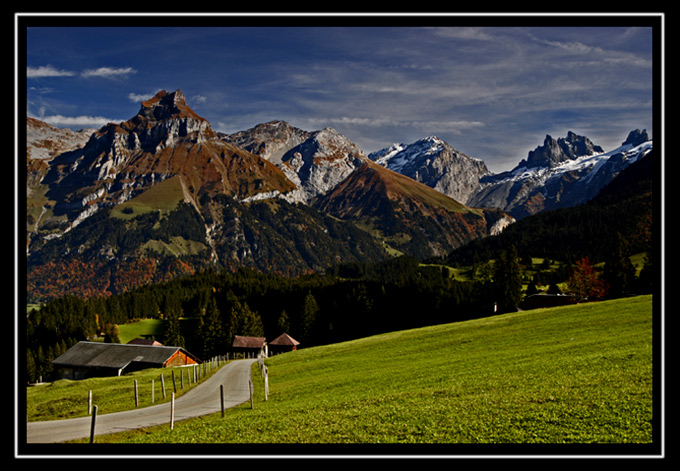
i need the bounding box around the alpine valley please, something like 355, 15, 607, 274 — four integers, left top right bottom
25, 89, 653, 303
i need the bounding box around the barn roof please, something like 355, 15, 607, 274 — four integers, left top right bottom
52, 341, 199, 370
232, 336, 266, 349
269, 333, 300, 346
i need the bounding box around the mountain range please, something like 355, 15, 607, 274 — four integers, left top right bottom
24, 89, 653, 302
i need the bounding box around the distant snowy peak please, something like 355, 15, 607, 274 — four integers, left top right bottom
468, 129, 653, 219
368, 135, 489, 204
369, 136, 448, 172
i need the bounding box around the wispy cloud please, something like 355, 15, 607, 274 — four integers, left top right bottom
80, 67, 137, 79
128, 91, 158, 102
27, 65, 76, 78
28, 65, 137, 79
38, 113, 118, 129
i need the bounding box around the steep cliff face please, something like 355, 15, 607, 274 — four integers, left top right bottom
41, 89, 297, 230
276, 127, 369, 203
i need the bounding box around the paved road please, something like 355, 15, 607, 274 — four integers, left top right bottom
25, 359, 256, 443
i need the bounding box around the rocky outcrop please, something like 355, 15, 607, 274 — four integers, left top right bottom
522, 131, 604, 169
278, 127, 369, 203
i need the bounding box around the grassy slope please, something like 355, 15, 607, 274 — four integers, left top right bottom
29, 295, 655, 446
110, 175, 185, 219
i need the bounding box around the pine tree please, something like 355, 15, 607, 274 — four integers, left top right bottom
199, 297, 224, 358
299, 292, 319, 344
277, 309, 290, 333
493, 246, 522, 313
603, 234, 636, 299
163, 309, 185, 348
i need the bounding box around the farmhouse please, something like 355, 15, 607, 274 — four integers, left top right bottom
268, 333, 300, 354
232, 335, 267, 358
52, 341, 200, 380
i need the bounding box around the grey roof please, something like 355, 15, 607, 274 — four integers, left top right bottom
52, 341, 198, 370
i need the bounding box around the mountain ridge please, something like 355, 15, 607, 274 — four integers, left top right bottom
25, 88, 652, 302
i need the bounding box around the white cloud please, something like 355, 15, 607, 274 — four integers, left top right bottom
27, 65, 76, 78
28, 64, 138, 80
81, 67, 137, 79
128, 92, 157, 102
39, 114, 117, 129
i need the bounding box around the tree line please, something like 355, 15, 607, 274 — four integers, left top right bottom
25, 254, 512, 383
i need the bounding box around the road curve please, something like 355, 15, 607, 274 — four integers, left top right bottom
26, 359, 256, 444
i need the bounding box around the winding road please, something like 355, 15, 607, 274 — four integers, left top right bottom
25, 359, 256, 444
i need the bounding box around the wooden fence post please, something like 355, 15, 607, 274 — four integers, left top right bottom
172, 369, 177, 394
264, 366, 269, 401
152, 379, 155, 403
249, 378, 254, 409
89, 405, 98, 444
220, 384, 225, 418
170, 393, 175, 430
88, 390, 92, 415
134, 379, 139, 407
161, 374, 166, 399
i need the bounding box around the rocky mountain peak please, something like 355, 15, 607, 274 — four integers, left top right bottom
121, 89, 214, 143
276, 126, 367, 202
223, 120, 310, 164
137, 89, 200, 122
523, 131, 604, 169
368, 135, 489, 204
622, 129, 649, 147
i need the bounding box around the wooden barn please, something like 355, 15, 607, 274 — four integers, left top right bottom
268, 333, 300, 354
232, 336, 267, 358
52, 341, 200, 380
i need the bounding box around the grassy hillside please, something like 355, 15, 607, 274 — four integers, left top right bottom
51, 295, 654, 447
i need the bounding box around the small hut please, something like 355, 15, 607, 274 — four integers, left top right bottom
269, 333, 300, 354
232, 336, 267, 358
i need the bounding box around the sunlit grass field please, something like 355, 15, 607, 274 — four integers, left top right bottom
28, 295, 655, 447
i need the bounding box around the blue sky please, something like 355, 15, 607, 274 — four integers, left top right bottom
21, 14, 659, 173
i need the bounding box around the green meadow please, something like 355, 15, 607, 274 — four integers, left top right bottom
28, 295, 654, 446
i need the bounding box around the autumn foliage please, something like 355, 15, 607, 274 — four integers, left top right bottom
566, 257, 609, 302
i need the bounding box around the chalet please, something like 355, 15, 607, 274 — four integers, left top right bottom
268, 333, 300, 354
232, 336, 267, 358
52, 341, 200, 380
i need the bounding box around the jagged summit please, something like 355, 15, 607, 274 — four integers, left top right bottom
135, 89, 205, 124
622, 129, 649, 147
522, 131, 604, 169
